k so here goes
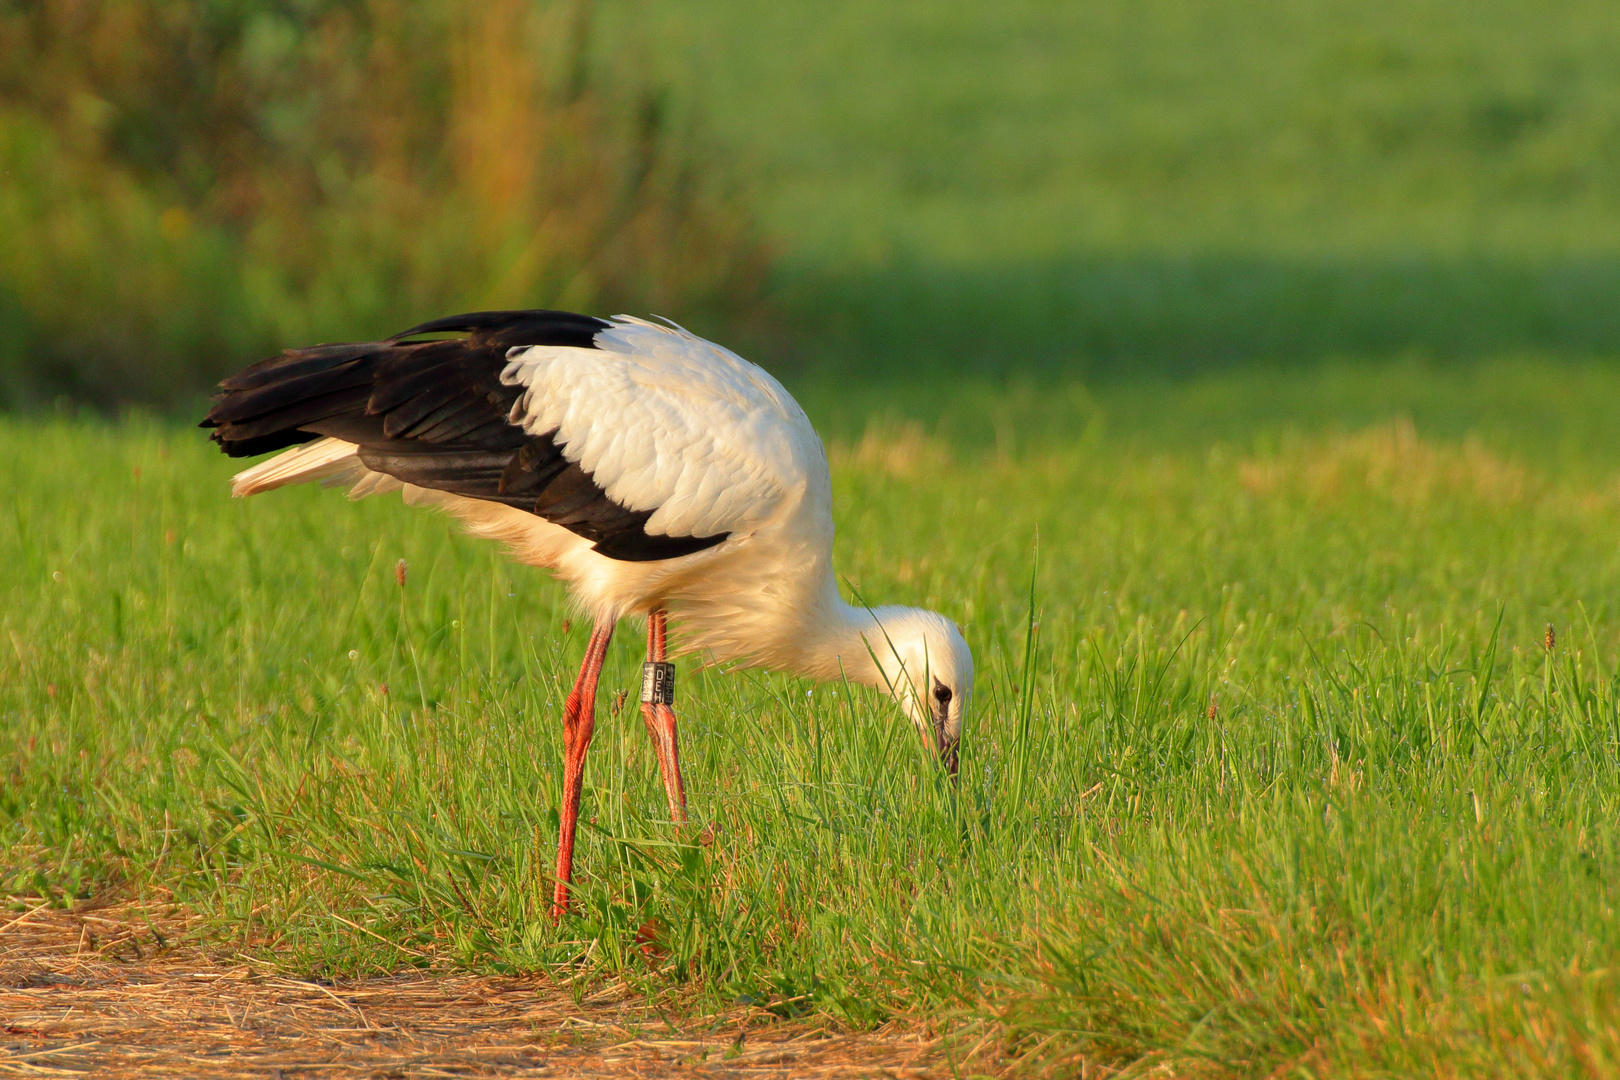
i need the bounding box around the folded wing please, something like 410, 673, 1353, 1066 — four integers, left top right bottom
200, 309, 807, 562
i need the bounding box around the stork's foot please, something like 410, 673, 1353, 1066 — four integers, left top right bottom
641, 699, 688, 823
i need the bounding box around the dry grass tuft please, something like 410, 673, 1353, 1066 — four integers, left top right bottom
829, 420, 953, 480
1, 897, 978, 1078
1236, 420, 1534, 506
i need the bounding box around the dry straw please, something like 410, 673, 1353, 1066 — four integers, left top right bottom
0, 896, 968, 1078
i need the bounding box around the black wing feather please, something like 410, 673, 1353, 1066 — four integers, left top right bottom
207, 363, 374, 425
218, 343, 378, 391
201, 309, 730, 563
216, 384, 376, 442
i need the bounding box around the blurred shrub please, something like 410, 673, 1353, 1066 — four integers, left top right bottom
0, 0, 768, 408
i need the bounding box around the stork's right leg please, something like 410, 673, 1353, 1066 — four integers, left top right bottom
640, 609, 688, 823
552, 618, 615, 919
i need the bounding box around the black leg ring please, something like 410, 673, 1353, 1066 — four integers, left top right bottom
641, 661, 676, 705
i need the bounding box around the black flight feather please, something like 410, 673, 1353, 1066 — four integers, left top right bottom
201, 309, 729, 563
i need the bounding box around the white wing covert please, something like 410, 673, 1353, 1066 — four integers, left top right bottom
501, 317, 815, 542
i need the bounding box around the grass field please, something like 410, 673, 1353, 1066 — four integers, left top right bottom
615, 0, 1620, 377
8, 5, 1620, 1072
7, 363, 1620, 1076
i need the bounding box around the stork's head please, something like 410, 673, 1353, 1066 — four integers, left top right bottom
862, 607, 974, 776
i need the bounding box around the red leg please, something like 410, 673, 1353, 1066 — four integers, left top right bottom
640, 609, 688, 823
552, 618, 615, 918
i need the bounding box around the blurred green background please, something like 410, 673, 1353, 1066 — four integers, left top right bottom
2, 0, 1617, 405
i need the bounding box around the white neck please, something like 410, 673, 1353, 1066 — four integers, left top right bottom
786, 577, 919, 690
664, 538, 937, 703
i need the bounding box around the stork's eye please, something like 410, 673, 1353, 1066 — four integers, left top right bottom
932, 679, 952, 706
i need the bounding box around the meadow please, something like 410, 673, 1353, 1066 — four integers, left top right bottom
8, 361, 1620, 1076
623, 0, 1620, 378
8, 0, 1620, 1074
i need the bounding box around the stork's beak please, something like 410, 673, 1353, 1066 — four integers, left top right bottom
926, 683, 959, 781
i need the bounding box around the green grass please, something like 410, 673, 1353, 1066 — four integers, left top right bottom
637, 0, 1620, 258
614, 0, 1620, 375
8, 363, 1620, 1075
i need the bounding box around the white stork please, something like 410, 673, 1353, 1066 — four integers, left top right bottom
201, 310, 972, 915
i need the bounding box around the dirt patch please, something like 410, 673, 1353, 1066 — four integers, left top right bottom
1, 900, 977, 1078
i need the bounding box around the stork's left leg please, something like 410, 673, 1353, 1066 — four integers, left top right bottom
552, 618, 615, 919
640, 609, 688, 823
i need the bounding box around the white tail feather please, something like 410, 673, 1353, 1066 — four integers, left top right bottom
347, 470, 404, 499
231, 437, 360, 497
